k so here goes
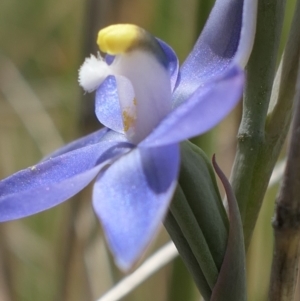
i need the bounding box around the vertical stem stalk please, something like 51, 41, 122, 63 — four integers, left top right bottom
230, 0, 286, 247
268, 60, 300, 301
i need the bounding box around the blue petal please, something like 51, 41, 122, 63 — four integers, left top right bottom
157, 38, 179, 91
92, 144, 180, 271
0, 140, 132, 221
44, 128, 128, 160
173, 0, 255, 106
141, 66, 244, 148
95, 75, 124, 133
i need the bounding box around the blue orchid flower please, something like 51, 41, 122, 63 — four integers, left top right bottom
0, 0, 256, 271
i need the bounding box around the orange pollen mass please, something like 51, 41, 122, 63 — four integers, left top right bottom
122, 110, 136, 132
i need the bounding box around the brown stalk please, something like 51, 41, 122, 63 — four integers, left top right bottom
268, 59, 300, 301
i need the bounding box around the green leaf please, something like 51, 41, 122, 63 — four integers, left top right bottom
165, 141, 231, 301
179, 141, 229, 270
211, 156, 246, 301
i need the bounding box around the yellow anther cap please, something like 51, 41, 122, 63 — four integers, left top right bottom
97, 24, 140, 55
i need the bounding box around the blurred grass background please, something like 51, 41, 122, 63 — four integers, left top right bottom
0, 0, 298, 300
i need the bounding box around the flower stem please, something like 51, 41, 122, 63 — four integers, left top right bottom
230, 0, 287, 247
268, 58, 300, 301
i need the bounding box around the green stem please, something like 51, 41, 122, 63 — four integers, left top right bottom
230, 0, 287, 247
266, 0, 300, 136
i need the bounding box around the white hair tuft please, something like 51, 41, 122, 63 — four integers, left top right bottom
78, 54, 111, 93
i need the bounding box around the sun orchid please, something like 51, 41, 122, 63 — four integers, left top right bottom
0, 0, 257, 271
